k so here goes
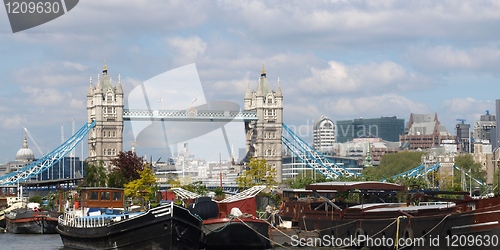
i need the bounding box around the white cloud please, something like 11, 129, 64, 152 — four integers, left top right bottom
298, 60, 429, 95
167, 36, 207, 66
406, 45, 500, 75
2, 115, 27, 129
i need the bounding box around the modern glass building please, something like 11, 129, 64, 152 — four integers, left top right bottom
336, 116, 404, 143
312, 116, 335, 152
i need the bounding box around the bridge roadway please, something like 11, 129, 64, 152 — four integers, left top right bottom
4, 180, 240, 194
123, 109, 258, 122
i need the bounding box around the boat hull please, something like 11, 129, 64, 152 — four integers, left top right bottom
202, 217, 271, 250
57, 203, 203, 250
6, 210, 59, 234
300, 203, 500, 249
0, 213, 5, 229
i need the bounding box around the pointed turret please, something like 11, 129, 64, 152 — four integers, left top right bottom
96, 73, 101, 92
102, 60, 108, 75
276, 77, 282, 97
257, 64, 270, 95
116, 74, 123, 94
245, 80, 251, 99
88, 76, 94, 96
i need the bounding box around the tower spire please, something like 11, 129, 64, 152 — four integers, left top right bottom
103, 59, 108, 75
261, 64, 266, 77
276, 77, 282, 96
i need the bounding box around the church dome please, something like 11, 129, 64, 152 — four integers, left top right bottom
16, 134, 35, 161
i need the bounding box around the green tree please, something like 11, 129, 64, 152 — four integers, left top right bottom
124, 166, 157, 204
183, 182, 208, 196
108, 151, 145, 187
286, 170, 330, 189
236, 158, 277, 189
454, 154, 486, 191
82, 161, 107, 187
213, 187, 225, 200
362, 151, 426, 179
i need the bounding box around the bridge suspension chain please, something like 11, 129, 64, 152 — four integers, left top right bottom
282, 123, 358, 178
0, 121, 96, 185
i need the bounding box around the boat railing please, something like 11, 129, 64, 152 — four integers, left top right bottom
58, 212, 113, 228
418, 201, 456, 207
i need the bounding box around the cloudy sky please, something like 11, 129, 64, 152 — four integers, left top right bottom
1, 0, 500, 164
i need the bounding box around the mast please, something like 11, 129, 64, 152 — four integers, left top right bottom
219, 153, 222, 188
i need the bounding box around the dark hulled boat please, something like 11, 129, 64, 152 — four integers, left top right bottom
280, 181, 500, 249
56, 187, 203, 250
5, 202, 60, 234
173, 185, 272, 250
201, 216, 271, 250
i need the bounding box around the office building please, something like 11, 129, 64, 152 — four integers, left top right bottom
336, 116, 404, 143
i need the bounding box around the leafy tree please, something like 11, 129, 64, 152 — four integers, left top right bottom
169, 178, 181, 188
107, 170, 125, 188
29, 195, 43, 205
454, 154, 486, 191
393, 176, 429, 190
362, 151, 426, 180
213, 187, 225, 200
124, 165, 157, 204
182, 182, 208, 196
236, 158, 277, 189
108, 151, 145, 187
286, 170, 330, 189
82, 161, 107, 187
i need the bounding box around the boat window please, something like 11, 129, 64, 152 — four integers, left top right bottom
101, 191, 111, 201
112, 192, 122, 201
89, 191, 99, 200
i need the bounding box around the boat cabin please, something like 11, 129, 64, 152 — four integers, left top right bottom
281, 181, 406, 225
79, 187, 125, 209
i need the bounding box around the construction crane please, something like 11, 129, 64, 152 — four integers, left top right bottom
456, 118, 466, 124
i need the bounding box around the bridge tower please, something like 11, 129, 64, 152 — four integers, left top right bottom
244, 65, 283, 183
86, 62, 124, 170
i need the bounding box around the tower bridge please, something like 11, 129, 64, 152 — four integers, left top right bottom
122, 109, 258, 122
1, 63, 445, 188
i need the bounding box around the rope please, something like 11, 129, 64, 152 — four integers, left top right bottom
396, 213, 451, 250
318, 219, 360, 232
394, 216, 406, 249
236, 217, 292, 250
261, 216, 296, 239
370, 217, 399, 238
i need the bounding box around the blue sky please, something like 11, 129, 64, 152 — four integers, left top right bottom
1, 0, 500, 163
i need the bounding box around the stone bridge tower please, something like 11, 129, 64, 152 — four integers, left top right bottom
87, 63, 124, 170
244, 66, 283, 183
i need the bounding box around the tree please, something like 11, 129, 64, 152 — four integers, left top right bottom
236, 158, 277, 189
183, 182, 208, 196
286, 170, 330, 189
454, 154, 486, 191
82, 161, 107, 187
124, 165, 157, 204
108, 151, 145, 188
362, 151, 426, 180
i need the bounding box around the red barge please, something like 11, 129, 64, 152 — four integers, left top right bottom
170, 186, 272, 250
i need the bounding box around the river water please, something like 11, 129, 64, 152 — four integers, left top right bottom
0, 232, 335, 250
0, 233, 66, 250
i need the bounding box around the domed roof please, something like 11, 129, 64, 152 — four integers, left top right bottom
16, 134, 35, 161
